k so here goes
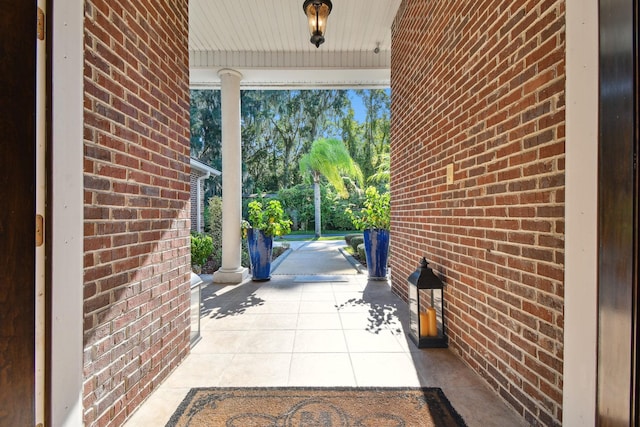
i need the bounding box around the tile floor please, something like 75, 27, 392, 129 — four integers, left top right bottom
124, 274, 527, 426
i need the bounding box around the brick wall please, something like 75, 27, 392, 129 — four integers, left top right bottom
390, 1, 565, 425
82, 1, 191, 425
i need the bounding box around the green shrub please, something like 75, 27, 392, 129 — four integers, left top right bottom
207, 196, 223, 269
345, 233, 363, 246
191, 233, 213, 267
357, 243, 366, 264
246, 199, 292, 237
279, 183, 364, 232
346, 186, 390, 231
203, 203, 211, 232
351, 236, 364, 251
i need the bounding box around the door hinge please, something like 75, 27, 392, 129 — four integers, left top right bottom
36, 214, 44, 247
37, 7, 45, 41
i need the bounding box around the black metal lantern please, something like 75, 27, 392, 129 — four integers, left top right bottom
408, 258, 448, 348
303, 0, 332, 48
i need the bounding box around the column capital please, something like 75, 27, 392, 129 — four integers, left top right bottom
218, 68, 243, 80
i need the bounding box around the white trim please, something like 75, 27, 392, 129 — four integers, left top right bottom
51, 0, 84, 425
563, 0, 599, 424
189, 49, 390, 69
190, 67, 391, 90
35, 1, 47, 424
190, 157, 220, 176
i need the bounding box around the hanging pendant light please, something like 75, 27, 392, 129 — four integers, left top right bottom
303, 0, 332, 48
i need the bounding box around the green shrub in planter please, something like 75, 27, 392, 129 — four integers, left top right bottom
357, 243, 366, 264
351, 236, 364, 251
345, 233, 363, 246
191, 233, 213, 268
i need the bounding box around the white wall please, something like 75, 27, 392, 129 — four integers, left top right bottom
563, 0, 598, 424
51, 0, 84, 425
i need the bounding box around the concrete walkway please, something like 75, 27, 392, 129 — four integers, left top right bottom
272, 240, 361, 275
124, 240, 526, 427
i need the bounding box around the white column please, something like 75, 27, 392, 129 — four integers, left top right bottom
213, 69, 248, 284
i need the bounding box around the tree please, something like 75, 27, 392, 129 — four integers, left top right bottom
353, 89, 390, 181
299, 138, 363, 237
190, 90, 222, 196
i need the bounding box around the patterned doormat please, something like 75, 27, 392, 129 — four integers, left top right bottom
166, 387, 467, 427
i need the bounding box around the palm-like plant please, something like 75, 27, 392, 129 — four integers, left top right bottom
299, 138, 363, 237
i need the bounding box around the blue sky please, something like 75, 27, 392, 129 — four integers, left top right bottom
348, 90, 367, 122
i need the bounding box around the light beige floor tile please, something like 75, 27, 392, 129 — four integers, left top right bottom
254, 288, 303, 301
338, 312, 375, 330
297, 313, 342, 329
243, 300, 301, 314
236, 330, 296, 353
299, 300, 340, 313
300, 283, 335, 293
351, 353, 422, 387
124, 387, 189, 427
201, 313, 258, 330
293, 330, 348, 353
289, 353, 356, 386
344, 329, 406, 353
393, 332, 415, 352
217, 353, 291, 386
333, 296, 371, 313
252, 313, 299, 330
162, 353, 234, 387
300, 290, 336, 302
127, 255, 531, 427
443, 385, 528, 427
191, 330, 247, 354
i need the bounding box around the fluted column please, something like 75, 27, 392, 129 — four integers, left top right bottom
213, 69, 248, 284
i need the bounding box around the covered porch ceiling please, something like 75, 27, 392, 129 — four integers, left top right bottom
189, 0, 402, 89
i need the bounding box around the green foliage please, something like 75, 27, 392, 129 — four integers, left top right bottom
241, 90, 349, 193
351, 236, 364, 251
322, 186, 361, 230
299, 138, 363, 197
245, 200, 292, 237
345, 233, 363, 246
277, 185, 315, 230
191, 233, 213, 267
278, 183, 363, 232
357, 243, 367, 263
347, 186, 391, 231
191, 89, 390, 208
203, 203, 212, 233
206, 196, 223, 268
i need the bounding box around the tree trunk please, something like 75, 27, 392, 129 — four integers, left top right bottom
313, 174, 321, 238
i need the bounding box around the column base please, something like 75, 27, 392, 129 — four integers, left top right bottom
212, 267, 249, 284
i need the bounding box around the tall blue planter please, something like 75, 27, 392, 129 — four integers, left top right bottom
247, 228, 273, 281
363, 228, 390, 279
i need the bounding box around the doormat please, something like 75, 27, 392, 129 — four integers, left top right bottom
294, 275, 350, 282
166, 387, 467, 427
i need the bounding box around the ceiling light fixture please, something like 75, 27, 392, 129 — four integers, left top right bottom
303, 0, 332, 48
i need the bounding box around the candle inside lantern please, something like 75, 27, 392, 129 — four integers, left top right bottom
426, 307, 438, 337
419, 311, 429, 337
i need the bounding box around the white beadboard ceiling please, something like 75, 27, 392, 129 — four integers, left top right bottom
189, 0, 401, 89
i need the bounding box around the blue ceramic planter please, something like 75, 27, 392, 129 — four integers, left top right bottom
363, 229, 390, 279
247, 228, 273, 281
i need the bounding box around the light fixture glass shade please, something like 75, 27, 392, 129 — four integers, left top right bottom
303, 0, 332, 47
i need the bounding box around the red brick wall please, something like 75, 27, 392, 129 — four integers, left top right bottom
390, 1, 565, 425
82, 1, 191, 425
